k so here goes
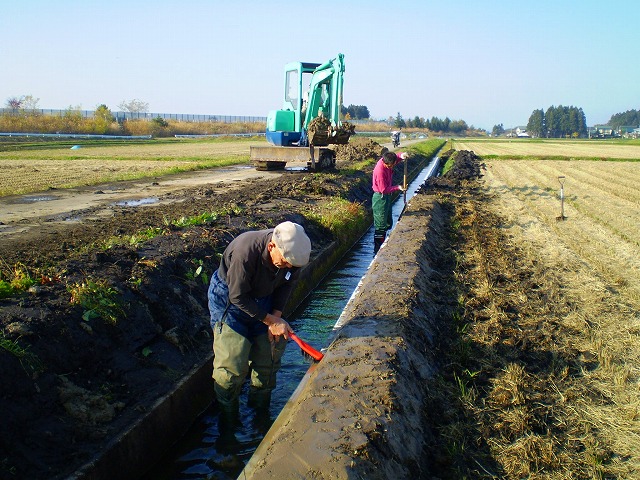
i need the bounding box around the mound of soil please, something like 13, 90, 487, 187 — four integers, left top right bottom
334, 136, 387, 163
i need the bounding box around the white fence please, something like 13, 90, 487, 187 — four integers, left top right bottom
0, 108, 266, 124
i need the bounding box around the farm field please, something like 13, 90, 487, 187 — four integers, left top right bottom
443, 140, 640, 477
0, 137, 264, 196
454, 137, 640, 160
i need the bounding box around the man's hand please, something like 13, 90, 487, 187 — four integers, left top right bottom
400, 152, 409, 160
263, 313, 293, 340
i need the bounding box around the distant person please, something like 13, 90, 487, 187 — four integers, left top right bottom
391, 129, 401, 147
372, 151, 409, 253
207, 221, 311, 437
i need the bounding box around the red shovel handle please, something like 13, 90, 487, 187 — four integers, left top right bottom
289, 333, 324, 361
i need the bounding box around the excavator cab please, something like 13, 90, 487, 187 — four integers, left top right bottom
266, 61, 319, 146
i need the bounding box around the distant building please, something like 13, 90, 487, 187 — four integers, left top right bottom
593, 124, 614, 137
617, 126, 637, 137
504, 126, 529, 137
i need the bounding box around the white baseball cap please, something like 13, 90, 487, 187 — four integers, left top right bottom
272, 221, 311, 267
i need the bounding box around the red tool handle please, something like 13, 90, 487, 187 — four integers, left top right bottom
289, 333, 324, 361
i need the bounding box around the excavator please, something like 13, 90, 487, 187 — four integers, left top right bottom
251, 53, 355, 171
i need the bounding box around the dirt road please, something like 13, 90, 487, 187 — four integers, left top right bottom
0, 165, 279, 237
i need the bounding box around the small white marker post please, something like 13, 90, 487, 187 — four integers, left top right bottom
557, 176, 567, 221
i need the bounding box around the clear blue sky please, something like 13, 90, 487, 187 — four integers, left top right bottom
2, 0, 638, 130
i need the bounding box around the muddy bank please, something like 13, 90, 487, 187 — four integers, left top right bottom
240, 193, 456, 479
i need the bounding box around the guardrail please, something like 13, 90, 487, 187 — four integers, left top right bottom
174, 133, 265, 138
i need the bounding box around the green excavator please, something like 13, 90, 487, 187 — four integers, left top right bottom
251, 53, 354, 171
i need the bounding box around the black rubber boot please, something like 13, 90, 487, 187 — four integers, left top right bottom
248, 387, 273, 434
214, 382, 241, 452
373, 232, 386, 255
247, 387, 272, 412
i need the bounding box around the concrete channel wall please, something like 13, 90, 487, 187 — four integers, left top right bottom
239, 193, 447, 479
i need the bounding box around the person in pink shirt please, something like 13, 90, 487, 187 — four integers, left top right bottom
372, 150, 409, 253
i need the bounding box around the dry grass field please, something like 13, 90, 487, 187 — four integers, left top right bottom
450, 139, 640, 478
454, 138, 640, 160
0, 137, 263, 196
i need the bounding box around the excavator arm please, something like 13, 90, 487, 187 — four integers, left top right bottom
303, 54, 345, 129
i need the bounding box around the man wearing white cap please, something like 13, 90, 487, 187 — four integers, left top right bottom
207, 221, 311, 434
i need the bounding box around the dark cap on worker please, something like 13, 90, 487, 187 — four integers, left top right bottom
272, 221, 311, 267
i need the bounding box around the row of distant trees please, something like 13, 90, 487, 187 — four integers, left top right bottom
5, 95, 149, 114
391, 112, 470, 133
526, 105, 587, 138
340, 104, 474, 133
341, 104, 370, 120
607, 109, 640, 129
493, 106, 639, 139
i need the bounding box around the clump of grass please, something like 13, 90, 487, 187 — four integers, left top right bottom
171, 204, 244, 228
68, 279, 124, 324
410, 138, 446, 158
185, 259, 208, 285
0, 279, 13, 299
172, 211, 219, 228
0, 263, 37, 298
103, 226, 165, 249
307, 198, 367, 242
0, 330, 44, 375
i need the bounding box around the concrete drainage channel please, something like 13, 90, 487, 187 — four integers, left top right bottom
241, 194, 448, 478
238, 158, 445, 479
70, 156, 442, 480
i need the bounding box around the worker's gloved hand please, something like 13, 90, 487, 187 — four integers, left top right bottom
400, 152, 409, 160
397, 185, 405, 192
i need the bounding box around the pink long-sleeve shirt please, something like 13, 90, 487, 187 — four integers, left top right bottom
372, 153, 403, 194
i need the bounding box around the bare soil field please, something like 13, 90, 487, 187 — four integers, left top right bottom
1, 137, 639, 479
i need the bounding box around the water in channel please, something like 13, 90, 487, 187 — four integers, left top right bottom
143, 156, 440, 480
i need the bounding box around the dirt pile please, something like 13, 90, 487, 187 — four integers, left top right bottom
307, 117, 356, 146
307, 116, 332, 145
417, 149, 484, 191
334, 136, 386, 164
